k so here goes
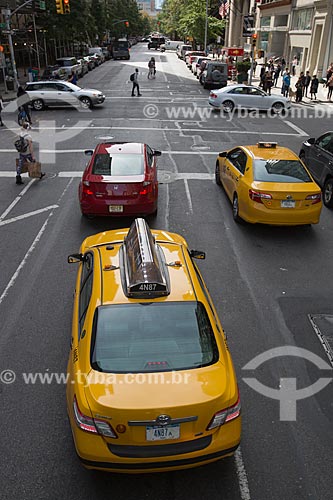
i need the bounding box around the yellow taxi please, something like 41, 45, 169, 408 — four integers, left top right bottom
215, 142, 322, 225
66, 218, 241, 473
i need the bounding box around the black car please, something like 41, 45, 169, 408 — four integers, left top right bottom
300, 132, 333, 207
148, 37, 165, 50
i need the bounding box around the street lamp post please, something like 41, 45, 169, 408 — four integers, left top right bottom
204, 0, 208, 53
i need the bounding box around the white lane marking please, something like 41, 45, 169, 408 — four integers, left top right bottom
284, 120, 308, 136
183, 179, 193, 213
234, 448, 251, 500
0, 179, 36, 221
0, 205, 59, 227
0, 179, 73, 307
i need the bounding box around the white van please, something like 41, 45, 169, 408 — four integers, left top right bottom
161, 40, 183, 51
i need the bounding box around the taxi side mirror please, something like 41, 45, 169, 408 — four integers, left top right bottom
68, 253, 83, 263
84, 150, 94, 156
190, 250, 206, 260
219, 152, 227, 158
153, 150, 162, 156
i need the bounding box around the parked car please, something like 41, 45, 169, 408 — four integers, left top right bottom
176, 44, 192, 59
79, 141, 161, 217
41, 65, 67, 81
208, 84, 291, 113
299, 132, 333, 207
185, 51, 206, 67
215, 142, 322, 225
55, 57, 80, 77
111, 40, 130, 60
24, 80, 105, 110
196, 58, 211, 79
160, 40, 183, 51
192, 57, 211, 76
200, 62, 228, 89
101, 47, 111, 60
82, 55, 95, 71
89, 53, 102, 66
77, 59, 89, 77
88, 47, 105, 62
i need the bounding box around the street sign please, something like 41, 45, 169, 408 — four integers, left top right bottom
243, 15, 254, 37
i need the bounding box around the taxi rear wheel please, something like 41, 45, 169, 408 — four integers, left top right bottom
323, 178, 333, 207
215, 162, 222, 186
232, 194, 242, 223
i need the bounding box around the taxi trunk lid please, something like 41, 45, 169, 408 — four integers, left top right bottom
251, 181, 321, 209
84, 364, 231, 445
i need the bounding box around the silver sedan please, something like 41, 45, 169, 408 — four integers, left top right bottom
208, 84, 291, 114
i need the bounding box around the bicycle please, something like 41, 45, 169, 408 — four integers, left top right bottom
148, 67, 156, 79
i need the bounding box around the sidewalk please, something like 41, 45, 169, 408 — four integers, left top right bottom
252, 71, 330, 104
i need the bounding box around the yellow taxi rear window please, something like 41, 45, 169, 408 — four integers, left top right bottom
90, 302, 219, 373
253, 159, 312, 183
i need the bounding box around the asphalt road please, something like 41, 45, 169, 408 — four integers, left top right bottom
0, 44, 333, 500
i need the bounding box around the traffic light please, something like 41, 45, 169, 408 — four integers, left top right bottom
55, 0, 63, 14
252, 33, 257, 47
125, 21, 129, 28
63, 0, 70, 14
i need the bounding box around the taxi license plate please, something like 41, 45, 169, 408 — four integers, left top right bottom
281, 200, 295, 208
109, 205, 123, 213
146, 424, 180, 441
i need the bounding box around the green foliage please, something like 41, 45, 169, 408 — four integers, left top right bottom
236, 61, 251, 72
159, 0, 225, 43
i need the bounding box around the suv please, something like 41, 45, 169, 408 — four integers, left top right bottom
148, 37, 165, 50
66, 218, 241, 473
55, 57, 80, 77
24, 80, 105, 110
200, 62, 228, 89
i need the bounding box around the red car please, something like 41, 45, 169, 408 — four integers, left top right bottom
79, 142, 161, 217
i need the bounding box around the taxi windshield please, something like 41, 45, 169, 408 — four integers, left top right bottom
253, 159, 312, 183
92, 154, 144, 176
90, 302, 219, 373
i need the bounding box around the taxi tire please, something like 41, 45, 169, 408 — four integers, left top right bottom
215, 162, 222, 186
232, 194, 242, 223
323, 178, 333, 208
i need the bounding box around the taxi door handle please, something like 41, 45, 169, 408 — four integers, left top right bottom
235, 177, 239, 182
226, 166, 230, 170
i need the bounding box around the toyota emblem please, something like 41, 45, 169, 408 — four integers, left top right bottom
156, 414, 171, 426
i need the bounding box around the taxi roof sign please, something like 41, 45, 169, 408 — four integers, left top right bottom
257, 142, 277, 148
121, 218, 169, 298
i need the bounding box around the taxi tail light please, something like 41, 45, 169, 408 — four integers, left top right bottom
140, 181, 152, 196
73, 396, 117, 438
82, 181, 93, 196
305, 193, 321, 204
207, 394, 241, 430
249, 189, 272, 204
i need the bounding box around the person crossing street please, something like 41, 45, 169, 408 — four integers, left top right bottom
131, 68, 142, 96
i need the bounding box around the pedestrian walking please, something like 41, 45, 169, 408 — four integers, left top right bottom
327, 74, 333, 101
310, 75, 319, 100
282, 71, 291, 98
131, 68, 141, 96
259, 65, 265, 88
0, 94, 4, 126
304, 71, 311, 97
148, 57, 156, 79
14, 122, 45, 185
292, 56, 298, 76
281, 58, 286, 72
273, 64, 281, 87
264, 71, 273, 95
17, 86, 32, 125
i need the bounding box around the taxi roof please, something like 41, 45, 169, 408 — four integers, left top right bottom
82, 226, 197, 305
242, 144, 299, 161
95, 142, 144, 155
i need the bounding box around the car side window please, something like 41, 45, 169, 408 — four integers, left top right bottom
227, 148, 247, 174
248, 87, 264, 96
229, 87, 248, 95
55, 83, 70, 91
79, 253, 94, 336
146, 145, 154, 168
317, 134, 333, 151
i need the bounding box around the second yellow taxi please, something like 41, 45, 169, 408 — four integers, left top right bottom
66, 218, 241, 473
215, 142, 322, 225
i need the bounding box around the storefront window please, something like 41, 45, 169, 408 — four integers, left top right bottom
260, 16, 271, 28
292, 9, 313, 30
